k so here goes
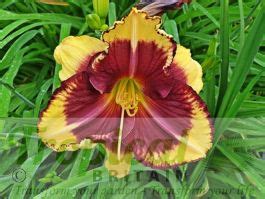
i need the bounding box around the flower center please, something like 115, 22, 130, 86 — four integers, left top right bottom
113, 78, 142, 117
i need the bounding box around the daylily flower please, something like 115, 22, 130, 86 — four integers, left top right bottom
38, 8, 212, 178
139, 0, 191, 15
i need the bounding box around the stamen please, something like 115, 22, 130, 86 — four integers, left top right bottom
115, 78, 141, 117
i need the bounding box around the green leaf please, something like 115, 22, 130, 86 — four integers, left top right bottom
23, 110, 38, 158
34, 167, 110, 199
217, 145, 265, 195
0, 9, 83, 29
216, 0, 230, 113
0, 53, 23, 132
9, 149, 52, 199
0, 19, 28, 40
192, 2, 220, 28
0, 30, 39, 71
164, 20, 180, 43
108, 2, 117, 26
53, 23, 71, 92
218, 3, 265, 118
0, 22, 57, 49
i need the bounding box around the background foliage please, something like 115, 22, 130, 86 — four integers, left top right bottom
0, 0, 264, 198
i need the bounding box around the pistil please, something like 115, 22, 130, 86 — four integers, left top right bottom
113, 78, 142, 160
117, 108, 125, 160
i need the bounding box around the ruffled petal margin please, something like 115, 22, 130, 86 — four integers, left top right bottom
103, 8, 175, 67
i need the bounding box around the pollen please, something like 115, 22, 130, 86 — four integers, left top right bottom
113, 78, 142, 117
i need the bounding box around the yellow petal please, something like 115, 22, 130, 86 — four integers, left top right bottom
38, 73, 98, 152
173, 45, 203, 93
38, 85, 79, 152
104, 149, 132, 178
54, 36, 108, 81
179, 102, 213, 163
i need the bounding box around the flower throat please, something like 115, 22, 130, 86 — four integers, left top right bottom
113, 78, 142, 117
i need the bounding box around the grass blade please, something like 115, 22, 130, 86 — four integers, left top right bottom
216, 0, 230, 113
52, 23, 71, 92
217, 3, 265, 118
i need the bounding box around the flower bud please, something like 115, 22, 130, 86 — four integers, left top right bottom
86, 14, 101, 30
93, 0, 109, 19
100, 24, 109, 31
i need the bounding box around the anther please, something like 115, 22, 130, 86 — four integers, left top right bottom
115, 78, 140, 117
